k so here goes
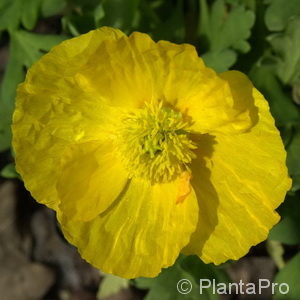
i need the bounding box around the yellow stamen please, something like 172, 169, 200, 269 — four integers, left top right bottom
118, 102, 197, 183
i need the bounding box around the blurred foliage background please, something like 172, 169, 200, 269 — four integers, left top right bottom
0, 0, 300, 299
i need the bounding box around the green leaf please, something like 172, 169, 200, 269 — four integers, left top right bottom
10, 30, 66, 67
21, 0, 42, 30
211, 1, 254, 52
269, 195, 300, 245
268, 17, 300, 85
130, 0, 186, 43
94, 3, 105, 25
273, 252, 300, 300
41, 0, 66, 17
280, 125, 294, 147
202, 49, 237, 72
265, 0, 300, 31
134, 256, 227, 300
61, 0, 109, 35
287, 127, 300, 175
0, 31, 67, 152
250, 59, 300, 191
293, 82, 300, 105
135, 263, 201, 300
0, 123, 12, 152
0, 0, 21, 31
97, 274, 129, 299
0, 163, 19, 179
249, 61, 300, 127
286, 126, 300, 191
149, 0, 185, 41
225, 0, 256, 10
96, 0, 140, 33
199, 0, 255, 70
199, 0, 210, 42
181, 256, 230, 287
62, 15, 82, 36
290, 175, 300, 192
0, 42, 24, 152
0, 0, 42, 32
266, 240, 285, 269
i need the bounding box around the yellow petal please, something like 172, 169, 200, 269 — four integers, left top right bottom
178, 71, 258, 134
127, 36, 256, 134
74, 31, 255, 134
12, 27, 125, 210
78, 32, 156, 108
13, 114, 65, 210
56, 141, 128, 222
183, 71, 291, 264
13, 88, 121, 211
58, 176, 198, 278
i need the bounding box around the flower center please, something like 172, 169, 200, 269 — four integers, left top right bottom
118, 102, 197, 183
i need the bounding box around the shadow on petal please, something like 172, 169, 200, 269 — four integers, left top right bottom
182, 133, 220, 257
220, 71, 259, 132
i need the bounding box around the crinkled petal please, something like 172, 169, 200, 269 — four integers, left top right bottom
13, 112, 66, 210
58, 174, 198, 278
64, 31, 256, 134
123, 35, 256, 134
12, 27, 125, 210
183, 71, 291, 264
57, 141, 128, 222
177, 71, 258, 134
16, 27, 126, 143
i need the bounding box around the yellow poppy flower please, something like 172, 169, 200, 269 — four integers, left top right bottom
12, 27, 291, 279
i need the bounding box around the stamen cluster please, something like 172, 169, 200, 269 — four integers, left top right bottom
119, 102, 197, 183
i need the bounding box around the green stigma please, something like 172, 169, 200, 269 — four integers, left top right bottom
118, 102, 197, 183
